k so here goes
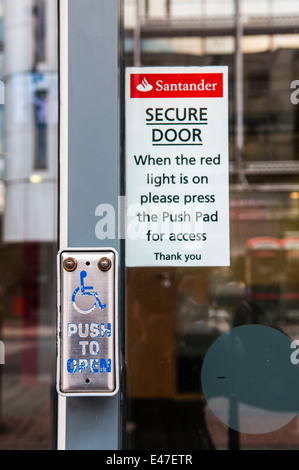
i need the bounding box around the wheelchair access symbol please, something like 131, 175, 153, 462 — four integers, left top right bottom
72, 270, 106, 314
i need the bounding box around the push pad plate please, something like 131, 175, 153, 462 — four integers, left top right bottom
57, 250, 118, 396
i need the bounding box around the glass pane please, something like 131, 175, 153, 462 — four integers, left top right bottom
0, 0, 57, 449
124, 0, 299, 450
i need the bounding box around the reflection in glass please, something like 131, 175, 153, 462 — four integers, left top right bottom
34, 89, 48, 170
0, 0, 57, 449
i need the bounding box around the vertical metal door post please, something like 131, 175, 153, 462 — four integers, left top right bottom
58, 0, 123, 450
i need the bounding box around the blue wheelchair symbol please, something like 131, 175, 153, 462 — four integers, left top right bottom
72, 270, 106, 314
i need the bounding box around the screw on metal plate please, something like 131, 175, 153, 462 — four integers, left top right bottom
98, 257, 112, 271
63, 257, 77, 272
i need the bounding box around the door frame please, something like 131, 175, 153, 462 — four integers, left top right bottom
57, 0, 124, 450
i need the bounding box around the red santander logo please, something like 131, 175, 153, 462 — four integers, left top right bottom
130, 73, 223, 98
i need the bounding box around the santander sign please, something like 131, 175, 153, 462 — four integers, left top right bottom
130, 73, 223, 98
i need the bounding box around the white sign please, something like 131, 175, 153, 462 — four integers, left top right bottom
125, 66, 229, 267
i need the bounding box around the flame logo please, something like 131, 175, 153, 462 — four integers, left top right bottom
136, 77, 153, 92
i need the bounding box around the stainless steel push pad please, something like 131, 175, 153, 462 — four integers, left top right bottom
57, 249, 118, 396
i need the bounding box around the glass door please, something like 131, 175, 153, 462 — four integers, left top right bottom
124, 0, 299, 450
0, 0, 57, 449
2, 0, 299, 452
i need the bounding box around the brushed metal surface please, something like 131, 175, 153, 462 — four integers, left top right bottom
58, 250, 117, 395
